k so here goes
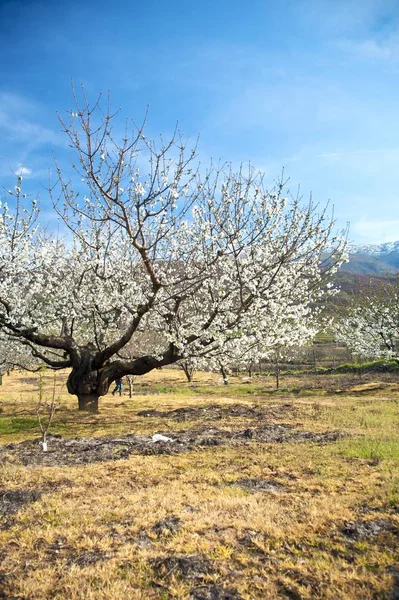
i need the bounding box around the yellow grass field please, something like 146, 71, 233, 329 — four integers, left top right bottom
0, 368, 398, 599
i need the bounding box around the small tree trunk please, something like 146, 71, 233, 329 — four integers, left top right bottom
275, 366, 280, 390
220, 365, 229, 385
126, 375, 134, 398
181, 362, 194, 382
78, 394, 99, 413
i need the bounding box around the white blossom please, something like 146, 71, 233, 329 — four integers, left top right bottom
0, 93, 346, 410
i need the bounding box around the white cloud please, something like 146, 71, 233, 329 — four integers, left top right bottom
15, 165, 32, 177
338, 36, 399, 61
351, 218, 399, 244
0, 111, 59, 146
0, 91, 66, 185
0, 91, 62, 147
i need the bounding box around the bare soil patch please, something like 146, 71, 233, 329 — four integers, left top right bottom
231, 478, 286, 493
151, 554, 214, 581
137, 402, 295, 421
152, 516, 181, 537
0, 489, 41, 529
191, 585, 243, 600
33, 535, 112, 567
0, 424, 344, 467
150, 554, 243, 599
339, 518, 398, 540
66, 549, 111, 568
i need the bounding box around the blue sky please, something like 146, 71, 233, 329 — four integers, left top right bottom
1, 0, 399, 244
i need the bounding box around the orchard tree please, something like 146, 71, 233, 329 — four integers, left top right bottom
335, 278, 399, 360
179, 302, 322, 385
0, 90, 346, 412
178, 357, 199, 383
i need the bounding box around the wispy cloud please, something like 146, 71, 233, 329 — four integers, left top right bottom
318, 148, 399, 158
0, 92, 60, 147
0, 91, 64, 148
338, 35, 399, 61
0, 91, 66, 185
15, 165, 32, 177
351, 218, 399, 244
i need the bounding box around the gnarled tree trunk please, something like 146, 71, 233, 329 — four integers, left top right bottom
67, 349, 110, 413
77, 394, 100, 413
65, 343, 182, 411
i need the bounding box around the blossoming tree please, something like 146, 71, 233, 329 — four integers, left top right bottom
179, 302, 321, 384
335, 279, 399, 360
0, 91, 346, 412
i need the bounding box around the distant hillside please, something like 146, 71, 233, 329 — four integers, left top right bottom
341, 241, 399, 275
332, 271, 394, 295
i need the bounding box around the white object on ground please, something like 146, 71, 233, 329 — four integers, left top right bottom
151, 434, 174, 443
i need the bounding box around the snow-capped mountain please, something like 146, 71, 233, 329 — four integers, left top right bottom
342, 241, 399, 275
350, 241, 399, 256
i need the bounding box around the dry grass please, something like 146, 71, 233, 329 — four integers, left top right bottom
0, 368, 398, 599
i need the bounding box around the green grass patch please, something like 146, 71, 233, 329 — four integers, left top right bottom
334, 435, 399, 462
0, 416, 38, 435
334, 358, 399, 374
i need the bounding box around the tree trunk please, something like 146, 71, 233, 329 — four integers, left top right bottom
181, 362, 194, 382
65, 342, 183, 411
126, 375, 134, 398
66, 350, 111, 412
275, 366, 280, 390
78, 394, 99, 413
183, 367, 193, 382
220, 365, 228, 385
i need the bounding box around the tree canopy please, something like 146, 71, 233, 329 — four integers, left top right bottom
0, 90, 346, 411
335, 278, 399, 360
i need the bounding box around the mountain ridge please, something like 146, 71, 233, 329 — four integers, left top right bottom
350, 240, 399, 256
342, 240, 399, 275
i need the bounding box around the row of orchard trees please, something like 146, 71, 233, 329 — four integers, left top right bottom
177, 274, 399, 383
177, 314, 321, 384
334, 277, 399, 363
0, 90, 347, 411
